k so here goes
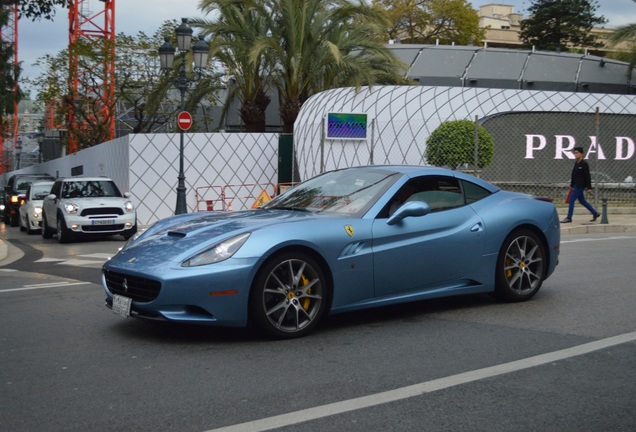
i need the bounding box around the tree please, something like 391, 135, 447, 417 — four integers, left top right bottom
30, 23, 220, 149
191, 0, 273, 132
1, 0, 69, 148
608, 0, 636, 76
193, 0, 408, 133
251, 0, 409, 133
425, 119, 494, 170
519, 0, 607, 51
372, 0, 484, 45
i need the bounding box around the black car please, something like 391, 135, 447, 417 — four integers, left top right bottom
3, 173, 55, 227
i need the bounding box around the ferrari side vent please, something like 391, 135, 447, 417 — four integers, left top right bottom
339, 242, 365, 258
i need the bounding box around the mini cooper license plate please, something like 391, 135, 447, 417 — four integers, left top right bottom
112, 294, 132, 318
92, 219, 115, 225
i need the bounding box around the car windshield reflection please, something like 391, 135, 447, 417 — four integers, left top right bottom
263, 169, 399, 215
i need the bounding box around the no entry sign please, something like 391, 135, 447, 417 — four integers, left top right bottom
177, 111, 193, 131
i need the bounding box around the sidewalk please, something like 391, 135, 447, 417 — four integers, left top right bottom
557, 207, 636, 235
1, 208, 635, 263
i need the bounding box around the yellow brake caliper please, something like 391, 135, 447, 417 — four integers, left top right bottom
300, 274, 311, 311
505, 258, 513, 280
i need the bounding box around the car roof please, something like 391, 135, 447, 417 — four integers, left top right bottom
57, 177, 113, 182
335, 165, 499, 193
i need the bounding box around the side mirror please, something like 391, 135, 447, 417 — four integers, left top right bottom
46, 193, 57, 201
387, 201, 430, 226
124, 192, 131, 198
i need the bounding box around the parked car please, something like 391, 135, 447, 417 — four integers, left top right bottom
102, 165, 560, 339
19, 181, 55, 234
3, 173, 55, 226
41, 177, 137, 243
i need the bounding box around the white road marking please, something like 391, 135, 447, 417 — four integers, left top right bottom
204, 331, 636, 432
1, 281, 91, 293
562, 235, 636, 244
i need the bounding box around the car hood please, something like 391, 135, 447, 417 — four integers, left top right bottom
113, 209, 340, 266
61, 197, 128, 206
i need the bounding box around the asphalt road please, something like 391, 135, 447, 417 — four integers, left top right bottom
1, 223, 635, 432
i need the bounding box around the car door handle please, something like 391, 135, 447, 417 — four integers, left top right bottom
470, 223, 484, 232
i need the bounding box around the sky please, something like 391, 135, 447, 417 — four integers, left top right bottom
15, 0, 636, 93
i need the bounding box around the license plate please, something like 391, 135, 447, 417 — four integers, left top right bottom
92, 219, 115, 225
112, 294, 132, 318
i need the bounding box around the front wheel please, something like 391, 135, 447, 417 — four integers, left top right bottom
41, 213, 54, 239
57, 215, 73, 244
249, 252, 328, 339
495, 229, 546, 302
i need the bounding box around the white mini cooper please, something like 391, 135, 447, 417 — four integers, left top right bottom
41, 177, 137, 243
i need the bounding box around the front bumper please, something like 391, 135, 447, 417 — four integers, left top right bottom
64, 213, 136, 234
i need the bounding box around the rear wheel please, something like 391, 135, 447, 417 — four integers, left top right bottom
250, 252, 328, 339
41, 213, 54, 239
495, 229, 546, 302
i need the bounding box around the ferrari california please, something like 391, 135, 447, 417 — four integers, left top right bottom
102, 166, 560, 339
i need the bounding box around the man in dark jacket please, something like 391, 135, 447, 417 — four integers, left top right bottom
561, 146, 600, 223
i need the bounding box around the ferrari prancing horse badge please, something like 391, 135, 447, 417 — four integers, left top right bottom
344, 225, 354, 237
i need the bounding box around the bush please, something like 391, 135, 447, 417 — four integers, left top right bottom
425, 119, 494, 169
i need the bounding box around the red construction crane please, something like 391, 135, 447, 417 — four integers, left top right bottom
67, 0, 115, 153
0, 2, 19, 174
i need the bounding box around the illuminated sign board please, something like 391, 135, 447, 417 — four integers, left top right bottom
325, 113, 368, 140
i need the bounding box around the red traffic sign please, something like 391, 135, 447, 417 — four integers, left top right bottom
177, 111, 193, 131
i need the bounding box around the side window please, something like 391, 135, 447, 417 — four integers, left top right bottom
461, 180, 491, 204
54, 181, 63, 198
381, 175, 465, 217
405, 176, 464, 212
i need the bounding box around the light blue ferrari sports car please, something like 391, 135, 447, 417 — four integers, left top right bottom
103, 166, 560, 338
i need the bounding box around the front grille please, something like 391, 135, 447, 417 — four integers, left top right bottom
82, 224, 125, 232
81, 207, 124, 217
104, 270, 161, 302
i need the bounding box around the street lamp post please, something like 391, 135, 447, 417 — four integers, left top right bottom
159, 18, 210, 215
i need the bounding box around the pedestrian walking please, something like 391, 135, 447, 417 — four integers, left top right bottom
561, 146, 600, 223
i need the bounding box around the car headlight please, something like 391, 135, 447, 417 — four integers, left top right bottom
64, 203, 79, 214
0, 204, 5, 211
182, 233, 251, 267
34, 207, 42, 215
124, 201, 134, 212
10, 195, 19, 204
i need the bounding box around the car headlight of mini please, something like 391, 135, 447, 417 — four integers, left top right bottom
182, 233, 251, 267
124, 201, 134, 212
64, 203, 79, 214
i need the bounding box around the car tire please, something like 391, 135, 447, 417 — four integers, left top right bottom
41, 213, 54, 239
495, 229, 546, 302
26, 217, 37, 235
10, 212, 19, 227
57, 215, 73, 244
249, 252, 328, 339
122, 224, 138, 240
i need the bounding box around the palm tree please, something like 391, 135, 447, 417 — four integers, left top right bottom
191, 0, 272, 132
608, 0, 636, 77
251, 0, 408, 133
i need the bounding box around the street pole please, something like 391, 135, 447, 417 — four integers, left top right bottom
158, 19, 210, 215
175, 53, 188, 215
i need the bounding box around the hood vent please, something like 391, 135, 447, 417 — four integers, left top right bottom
167, 231, 187, 238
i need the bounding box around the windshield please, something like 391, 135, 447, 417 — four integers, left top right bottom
31, 183, 53, 200
61, 180, 122, 199
263, 169, 399, 215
